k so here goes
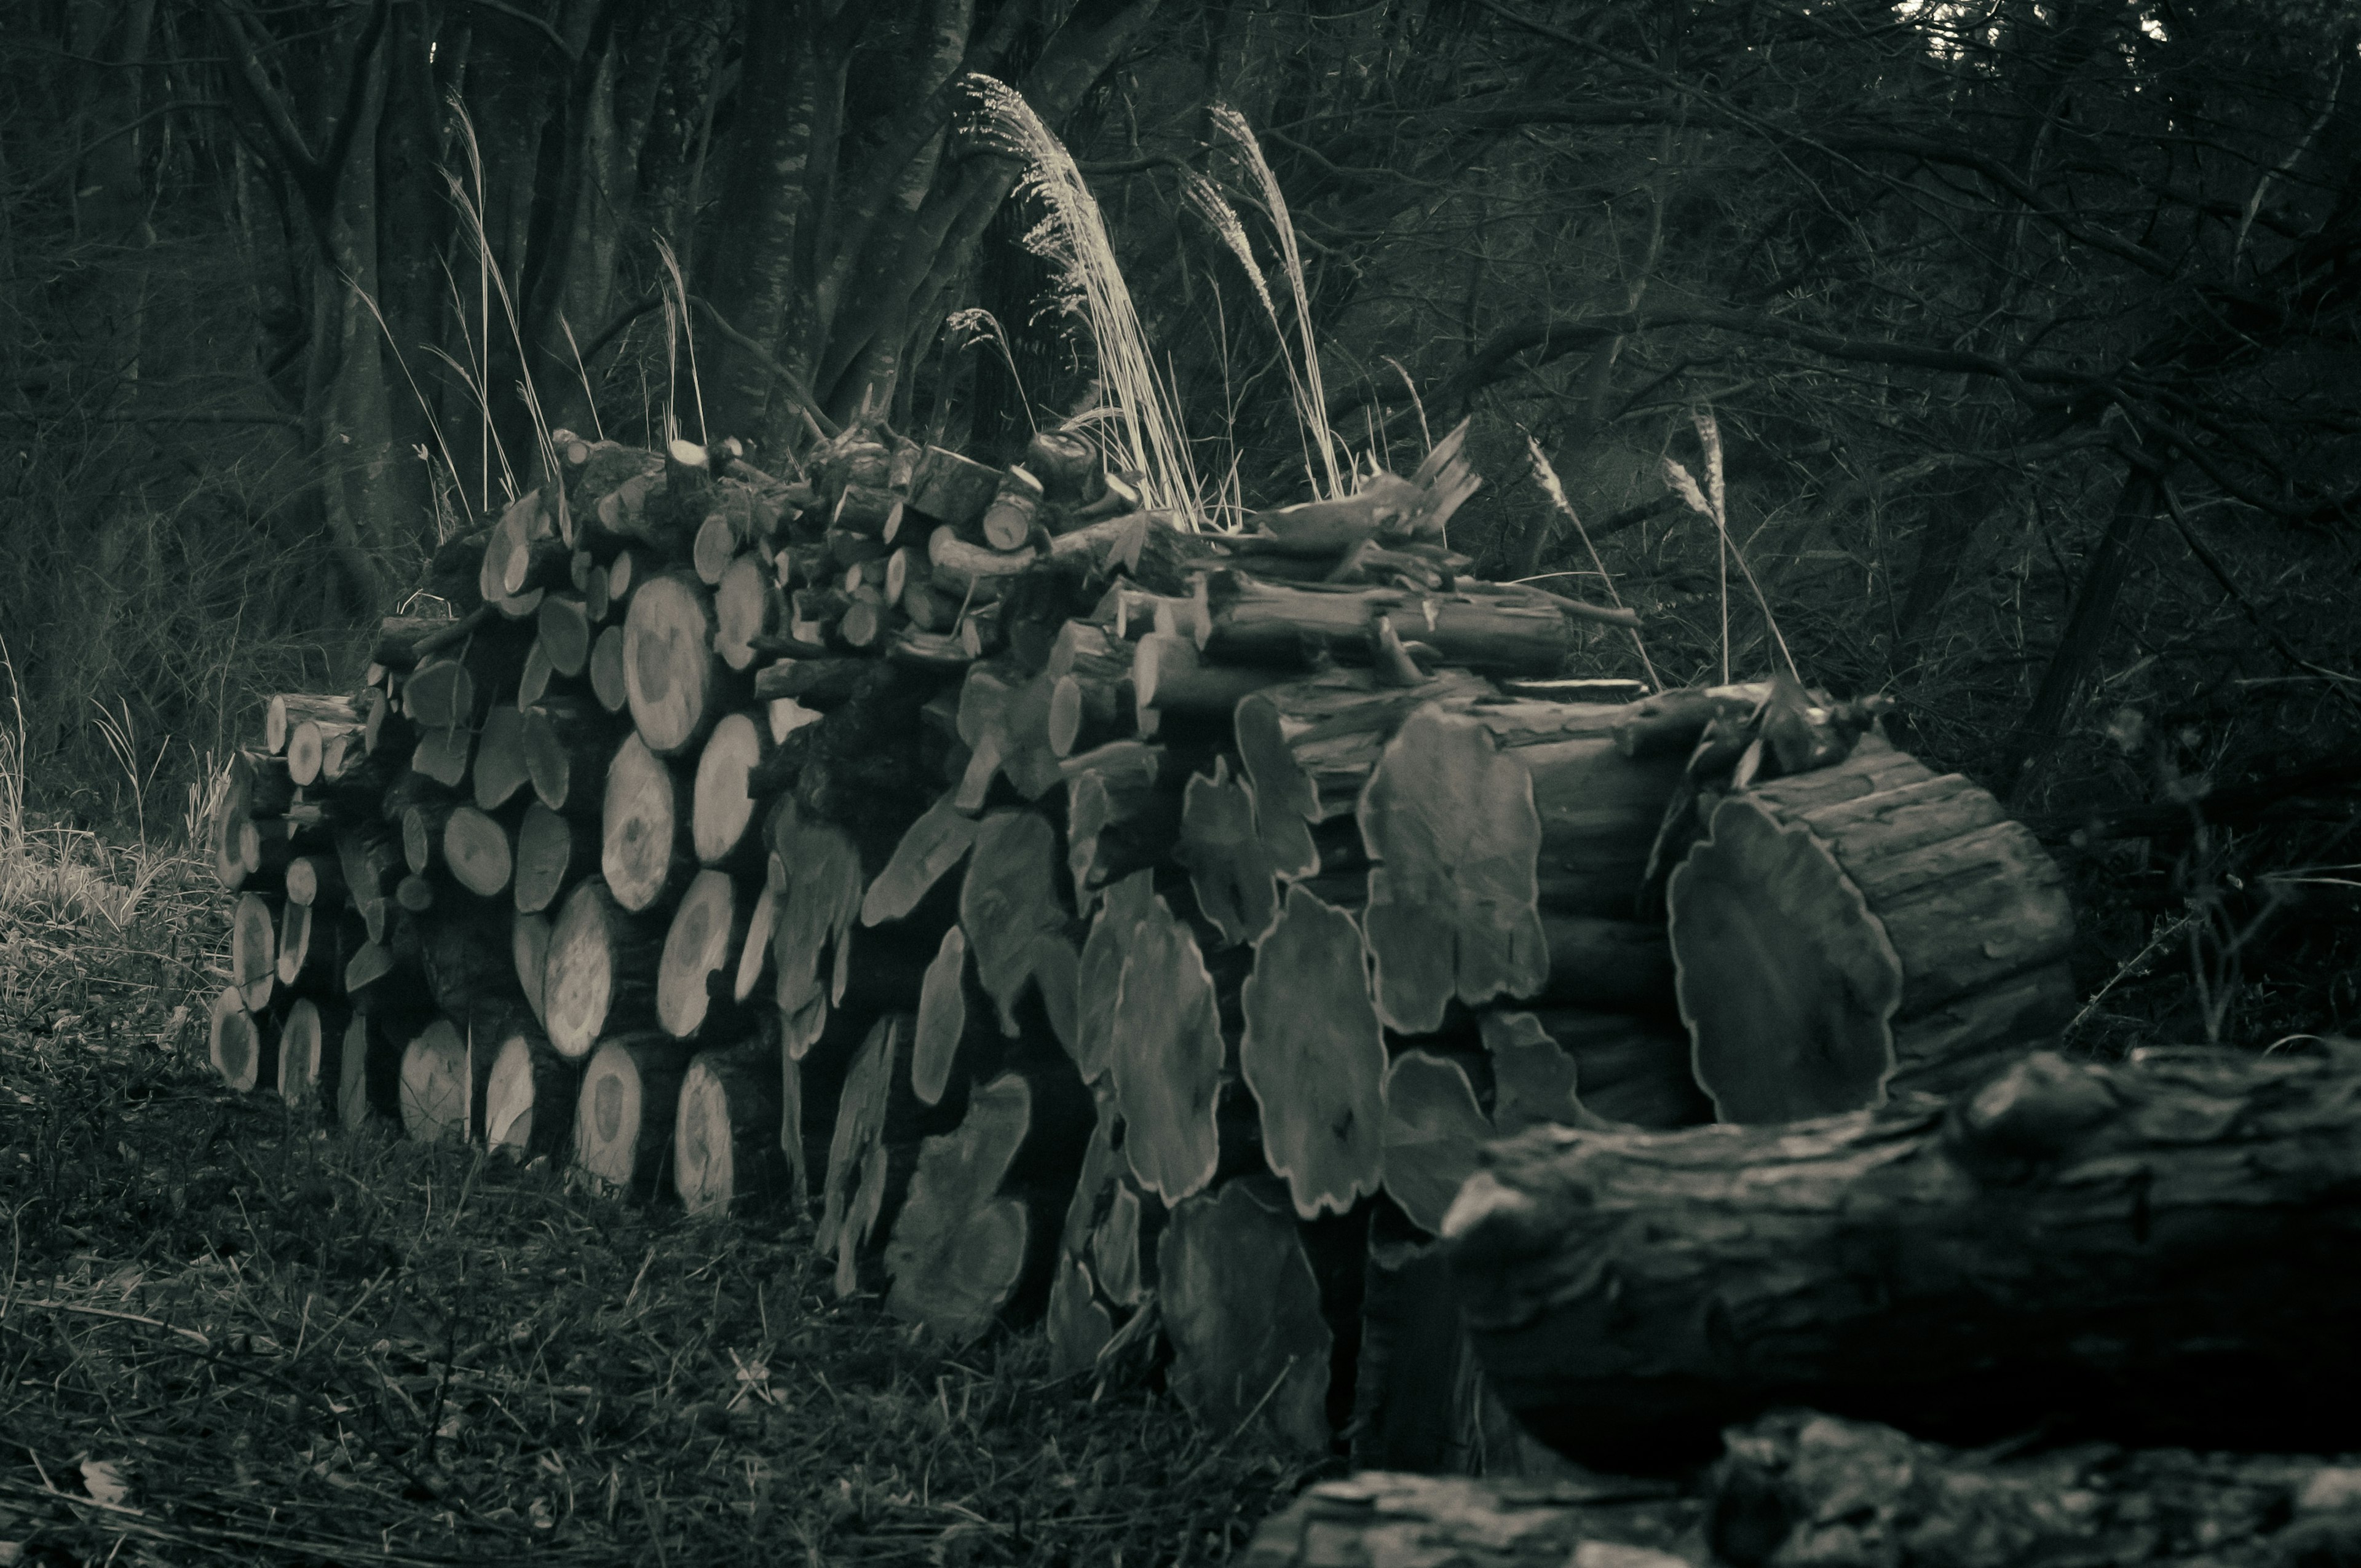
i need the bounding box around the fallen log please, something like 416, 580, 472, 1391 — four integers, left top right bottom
1447, 1044, 2361, 1468
601, 732, 697, 913
543, 877, 663, 1058
482, 1027, 577, 1162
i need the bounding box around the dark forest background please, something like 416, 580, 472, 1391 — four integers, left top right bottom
2, 0, 2356, 1044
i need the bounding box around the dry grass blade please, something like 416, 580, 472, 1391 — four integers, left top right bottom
968, 76, 1202, 519
1523, 435, 1659, 688
1208, 106, 1343, 500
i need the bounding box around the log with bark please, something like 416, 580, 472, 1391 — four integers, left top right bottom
673, 1038, 786, 1215
1447, 1044, 2361, 1468
1667, 737, 2075, 1122
573, 1034, 695, 1196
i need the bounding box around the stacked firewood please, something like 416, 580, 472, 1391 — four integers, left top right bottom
200, 419, 2077, 1460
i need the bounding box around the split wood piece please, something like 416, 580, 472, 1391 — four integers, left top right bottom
342, 932, 430, 1018
513, 802, 595, 915
411, 722, 473, 789
912, 927, 970, 1106
274, 898, 337, 990
335, 1011, 409, 1128
1199, 572, 1593, 676
1381, 1049, 1492, 1234
334, 824, 400, 913
1160, 1174, 1335, 1455
928, 523, 1036, 602
472, 704, 531, 810
1241, 885, 1387, 1219
1177, 756, 1298, 948
1235, 1470, 1693, 1568
601, 732, 696, 913
1062, 741, 1187, 913
287, 717, 367, 787
819, 1015, 954, 1296
605, 548, 641, 609
285, 853, 343, 909
583, 561, 611, 622
401, 658, 475, 733
674, 1042, 788, 1216
1074, 869, 1157, 1085
443, 805, 516, 898
657, 870, 750, 1039
1045, 1255, 1113, 1381
1046, 1095, 1124, 1375
624, 569, 736, 756
860, 795, 978, 928
732, 865, 777, 1005
512, 908, 553, 1028
1232, 668, 1493, 826
770, 800, 866, 1058
522, 697, 615, 816
483, 1028, 579, 1163
979, 465, 1045, 551
572, 1034, 696, 1197
885, 1060, 1093, 1343
1483, 1010, 1711, 1134
959, 810, 1069, 1036
1448, 1045, 2361, 1467
714, 554, 786, 672
544, 877, 664, 1058
588, 624, 629, 713
1108, 886, 1225, 1204
1669, 748, 2074, 1123
398, 1018, 481, 1143
362, 687, 413, 758
208, 752, 296, 888
231, 891, 277, 1012
399, 797, 457, 875
690, 712, 773, 870
906, 446, 1002, 529
277, 995, 348, 1110
207, 987, 272, 1092
266, 693, 364, 756
1359, 706, 1548, 1034
1090, 1173, 1158, 1310
537, 593, 591, 677
235, 819, 293, 895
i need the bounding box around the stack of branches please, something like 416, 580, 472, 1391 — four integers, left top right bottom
199, 419, 2078, 1462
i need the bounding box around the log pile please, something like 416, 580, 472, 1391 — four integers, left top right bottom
201, 418, 2076, 1460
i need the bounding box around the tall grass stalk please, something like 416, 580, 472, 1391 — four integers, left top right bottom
970, 76, 1202, 519
1208, 106, 1342, 500
443, 95, 563, 526
1664, 408, 1796, 684
1524, 435, 1659, 688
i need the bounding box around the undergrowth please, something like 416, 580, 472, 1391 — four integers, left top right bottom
0, 853, 1316, 1567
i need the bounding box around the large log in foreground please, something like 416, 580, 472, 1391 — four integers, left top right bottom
1240, 1410, 2361, 1568
1445, 1044, 2361, 1469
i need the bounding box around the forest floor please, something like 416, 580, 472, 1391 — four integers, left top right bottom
0, 840, 1317, 1567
